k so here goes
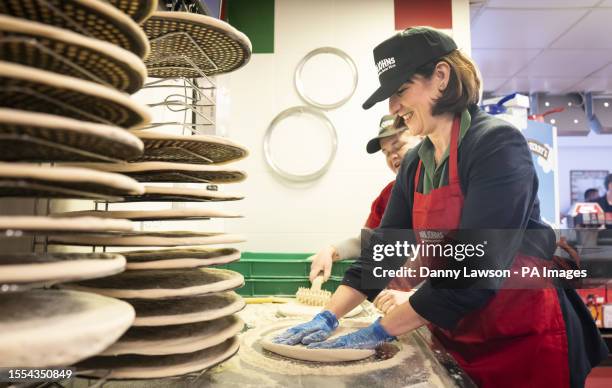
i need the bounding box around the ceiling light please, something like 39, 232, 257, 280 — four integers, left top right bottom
550, 119, 556, 124
605, 102, 610, 108
574, 119, 579, 124
568, 102, 573, 107
545, 101, 550, 107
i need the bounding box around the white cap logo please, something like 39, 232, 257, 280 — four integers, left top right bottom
376, 57, 396, 75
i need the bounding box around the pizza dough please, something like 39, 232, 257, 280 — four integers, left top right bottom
0, 109, 144, 162
48, 230, 245, 247
0, 216, 133, 233
100, 315, 243, 356
77, 336, 240, 379
0, 0, 149, 58
0, 252, 125, 284
0, 163, 144, 199
116, 185, 244, 202
53, 209, 242, 221
0, 15, 146, 93
132, 131, 249, 165
143, 11, 252, 77
260, 324, 375, 362
106, 0, 157, 24
0, 289, 134, 367
64, 161, 247, 184
0, 61, 151, 128
64, 268, 245, 299
127, 291, 245, 326
277, 302, 363, 318
121, 247, 240, 270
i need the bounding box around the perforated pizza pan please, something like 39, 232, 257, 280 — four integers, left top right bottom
106, 0, 157, 24
0, 0, 150, 58
0, 109, 144, 162
0, 61, 151, 129
143, 11, 251, 77
67, 162, 247, 184
133, 131, 249, 165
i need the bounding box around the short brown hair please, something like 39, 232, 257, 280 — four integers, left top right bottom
413, 50, 481, 116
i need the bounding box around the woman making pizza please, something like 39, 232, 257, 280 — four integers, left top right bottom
275, 27, 608, 387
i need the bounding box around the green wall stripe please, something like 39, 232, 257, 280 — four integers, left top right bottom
226, 0, 275, 54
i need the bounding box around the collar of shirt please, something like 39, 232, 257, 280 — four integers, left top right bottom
417, 109, 471, 193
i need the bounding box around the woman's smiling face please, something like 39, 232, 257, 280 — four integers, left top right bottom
388, 75, 439, 137
388, 62, 450, 137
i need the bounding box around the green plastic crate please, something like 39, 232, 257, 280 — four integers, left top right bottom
218, 252, 311, 278
218, 251, 355, 279
236, 276, 343, 297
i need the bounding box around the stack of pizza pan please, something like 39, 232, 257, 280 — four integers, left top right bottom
52, 132, 251, 379
0, 0, 161, 370
0, 4, 254, 380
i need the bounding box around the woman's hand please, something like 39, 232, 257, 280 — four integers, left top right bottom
273, 310, 338, 345
308, 246, 338, 282
307, 318, 395, 349
373, 289, 414, 314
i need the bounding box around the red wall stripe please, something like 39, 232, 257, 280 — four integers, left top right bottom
394, 0, 453, 30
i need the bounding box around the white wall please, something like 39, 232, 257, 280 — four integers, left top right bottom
219, 0, 471, 253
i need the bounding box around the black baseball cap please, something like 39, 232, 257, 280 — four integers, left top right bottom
362, 27, 457, 110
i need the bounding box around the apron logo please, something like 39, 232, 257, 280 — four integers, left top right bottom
376, 57, 396, 75
419, 230, 445, 240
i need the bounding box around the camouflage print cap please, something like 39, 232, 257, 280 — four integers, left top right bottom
366, 114, 407, 154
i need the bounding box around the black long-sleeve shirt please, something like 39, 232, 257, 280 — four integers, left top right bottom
343, 104, 540, 328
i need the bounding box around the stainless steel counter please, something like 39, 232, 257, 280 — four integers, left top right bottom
70, 303, 475, 388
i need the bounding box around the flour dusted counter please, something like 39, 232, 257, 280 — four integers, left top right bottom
68, 303, 475, 388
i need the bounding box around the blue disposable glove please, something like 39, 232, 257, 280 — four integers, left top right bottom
307, 317, 395, 349
273, 310, 338, 345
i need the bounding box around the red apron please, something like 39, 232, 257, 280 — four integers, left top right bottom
412, 116, 570, 388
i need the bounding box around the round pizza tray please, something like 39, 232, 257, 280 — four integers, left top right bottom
0, 0, 150, 58
0, 15, 147, 94
0, 252, 126, 285
133, 131, 249, 165
0, 289, 134, 367
0, 109, 144, 163
64, 268, 245, 299
53, 209, 242, 221
121, 247, 240, 270
101, 315, 243, 356
127, 291, 245, 327
143, 11, 252, 78
48, 230, 246, 247
115, 185, 244, 203
0, 61, 151, 129
77, 336, 239, 379
106, 0, 157, 24
0, 216, 133, 234
0, 163, 144, 200
68, 162, 247, 184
